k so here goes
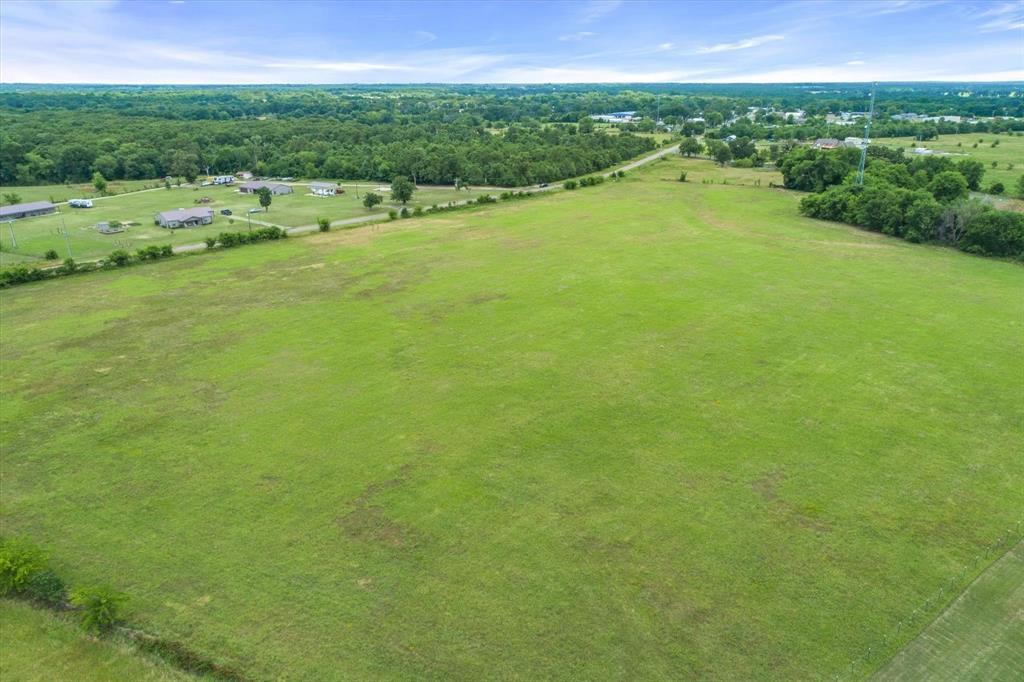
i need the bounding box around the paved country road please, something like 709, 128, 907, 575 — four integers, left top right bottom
171, 143, 681, 255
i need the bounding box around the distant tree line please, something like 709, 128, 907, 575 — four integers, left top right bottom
3, 83, 1020, 188
0, 111, 654, 187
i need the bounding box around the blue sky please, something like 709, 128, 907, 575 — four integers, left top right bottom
0, 0, 1021, 83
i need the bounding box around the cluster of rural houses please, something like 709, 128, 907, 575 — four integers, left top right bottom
0, 173, 349, 236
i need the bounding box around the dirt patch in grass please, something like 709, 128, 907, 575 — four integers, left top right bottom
468, 292, 508, 305
338, 505, 414, 549
753, 470, 831, 533
338, 464, 419, 549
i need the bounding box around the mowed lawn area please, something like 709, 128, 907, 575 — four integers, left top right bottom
0, 181, 467, 265
2, 157, 1022, 680
0, 600, 199, 682
876, 131, 1024, 190
874, 541, 1024, 681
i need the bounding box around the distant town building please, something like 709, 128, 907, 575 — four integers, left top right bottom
155, 207, 214, 229
0, 201, 56, 220
68, 199, 93, 208
213, 175, 235, 185
310, 181, 339, 196
590, 111, 640, 123
813, 138, 841, 150
236, 171, 254, 180
843, 137, 866, 148
238, 181, 294, 195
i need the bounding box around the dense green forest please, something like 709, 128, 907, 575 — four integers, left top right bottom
1, 83, 1020, 187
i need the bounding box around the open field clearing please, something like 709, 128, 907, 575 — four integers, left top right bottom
877, 132, 1024, 190
0, 182, 467, 265
1, 157, 1022, 680
874, 541, 1024, 681
0, 600, 199, 681
1, 179, 165, 204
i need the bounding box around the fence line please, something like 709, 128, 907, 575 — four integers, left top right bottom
835, 517, 1023, 681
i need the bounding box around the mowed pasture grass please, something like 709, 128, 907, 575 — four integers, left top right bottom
878, 131, 1024, 189
0, 600, 200, 681
874, 541, 1024, 681
1, 178, 164, 204
0, 181, 466, 265
2, 158, 1022, 680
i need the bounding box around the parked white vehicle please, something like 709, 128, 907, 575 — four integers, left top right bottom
68, 199, 93, 208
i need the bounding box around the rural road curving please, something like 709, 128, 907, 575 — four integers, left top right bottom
172, 143, 680, 255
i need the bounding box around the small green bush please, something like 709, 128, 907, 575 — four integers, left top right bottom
563, 180, 578, 190
71, 585, 128, 634
61, 258, 77, 273
44, 249, 59, 260
25, 569, 66, 606
108, 249, 131, 267
679, 172, 688, 182
400, 207, 410, 218
988, 182, 1005, 195
0, 537, 47, 596
204, 237, 216, 248
388, 209, 398, 220
317, 217, 331, 232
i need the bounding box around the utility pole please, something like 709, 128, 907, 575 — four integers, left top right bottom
3, 220, 16, 250
856, 82, 877, 186
57, 206, 73, 259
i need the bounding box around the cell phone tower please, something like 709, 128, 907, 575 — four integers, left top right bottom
856, 82, 877, 186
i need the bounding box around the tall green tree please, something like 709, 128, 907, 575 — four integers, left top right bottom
928, 171, 969, 203
256, 186, 272, 212
390, 176, 415, 204
362, 192, 382, 209
709, 141, 733, 166
679, 137, 703, 157
92, 171, 108, 194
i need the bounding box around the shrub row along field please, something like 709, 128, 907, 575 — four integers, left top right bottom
2, 157, 1022, 680
0, 181, 467, 266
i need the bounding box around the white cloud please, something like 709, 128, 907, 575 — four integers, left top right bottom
485, 65, 708, 83
559, 31, 596, 42
414, 30, 437, 43
977, 3, 1024, 34
846, 60, 865, 65
264, 61, 417, 73
697, 34, 784, 54
580, 0, 622, 23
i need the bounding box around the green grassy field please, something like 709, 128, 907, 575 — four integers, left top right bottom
1, 179, 164, 204
877, 131, 1024, 190
1, 156, 1022, 680
874, 541, 1024, 681
0, 182, 466, 266
0, 600, 197, 681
